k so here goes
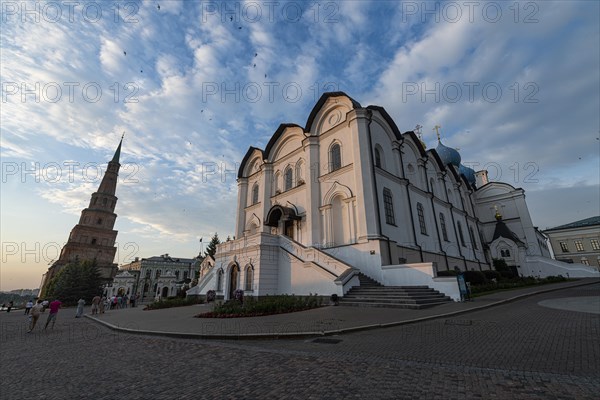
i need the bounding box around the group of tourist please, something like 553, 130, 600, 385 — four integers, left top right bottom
17, 292, 140, 334
25, 298, 61, 333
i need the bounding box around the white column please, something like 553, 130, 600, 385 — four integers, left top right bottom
235, 178, 249, 239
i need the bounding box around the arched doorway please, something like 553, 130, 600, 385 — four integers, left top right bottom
265, 205, 301, 239
229, 264, 239, 299
161, 286, 169, 298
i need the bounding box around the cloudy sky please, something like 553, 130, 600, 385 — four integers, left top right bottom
1, 0, 598, 291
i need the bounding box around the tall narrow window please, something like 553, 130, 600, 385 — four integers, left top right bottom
217, 270, 223, 291
574, 240, 584, 251
560, 242, 569, 252
383, 188, 395, 225
156, 269, 161, 279
330, 143, 341, 171
374, 148, 382, 168
591, 239, 600, 250
469, 226, 478, 250
245, 265, 254, 291
251, 183, 259, 204
440, 213, 449, 241
284, 167, 293, 190
417, 203, 427, 235
457, 221, 466, 247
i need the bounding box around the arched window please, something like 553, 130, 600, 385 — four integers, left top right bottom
156, 269, 161, 279
284, 167, 293, 191
500, 249, 511, 257
429, 178, 435, 195
383, 188, 395, 225
457, 221, 466, 247
251, 183, 259, 204
440, 213, 449, 241
417, 203, 427, 235
217, 269, 224, 291
330, 143, 341, 171
374, 148, 382, 168
245, 265, 253, 291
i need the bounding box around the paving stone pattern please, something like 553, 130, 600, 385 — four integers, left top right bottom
1, 284, 598, 399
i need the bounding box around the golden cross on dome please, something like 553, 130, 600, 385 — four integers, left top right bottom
433, 125, 441, 141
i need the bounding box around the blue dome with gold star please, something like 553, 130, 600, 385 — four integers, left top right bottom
436, 141, 461, 167
459, 164, 476, 185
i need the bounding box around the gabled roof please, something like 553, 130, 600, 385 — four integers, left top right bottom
402, 130, 428, 157
305, 91, 361, 133
237, 146, 265, 179
493, 219, 525, 246
544, 216, 600, 232
263, 123, 303, 160
366, 105, 402, 140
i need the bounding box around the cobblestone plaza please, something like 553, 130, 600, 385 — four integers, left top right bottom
1, 283, 598, 399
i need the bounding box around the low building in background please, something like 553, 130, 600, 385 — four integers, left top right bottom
108, 254, 200, 302
544, 216, 600, 269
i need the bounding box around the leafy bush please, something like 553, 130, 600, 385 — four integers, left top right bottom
470, 275, 570, 296
463, 270, 487, 285
482, 270, 501, 281
437, 270, 459, 277
144, 296, 204, 310
196, 295, 323, 318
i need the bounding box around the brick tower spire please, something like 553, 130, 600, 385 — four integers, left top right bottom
40, 138, 124, 296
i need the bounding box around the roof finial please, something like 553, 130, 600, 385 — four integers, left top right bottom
494, 204, 502, 220
433, 124, 441, 142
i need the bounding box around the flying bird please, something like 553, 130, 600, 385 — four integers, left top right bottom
253, 64, 256, 68
230, 16, 233, 21
157, 4, 160, 10
255, 53, 258, 57
238, 26, 242, 29
123, 51, 127, 56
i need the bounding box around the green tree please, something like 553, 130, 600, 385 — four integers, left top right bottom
45, 260, 103, 305
203, 232, 220, 259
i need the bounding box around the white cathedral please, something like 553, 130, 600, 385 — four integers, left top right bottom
188, 92, 597, 302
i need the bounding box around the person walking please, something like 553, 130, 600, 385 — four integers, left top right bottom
7, 301, 13, 313
28, 300, 43, 333
44, 299, 62, 330
24, 300, 33, 315
91, 295, 101, 315
75, 298, 85, 318
99, 296, 106, 314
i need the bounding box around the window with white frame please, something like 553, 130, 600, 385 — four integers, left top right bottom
417, 203, 427, 235
245, 265, 253, 291
251, 183, 259, 204
383, 188, 395, 225
284, 167, 293, 191
330, 143, 341, 171
575, 240, 584, 251
591, 239, 600, 250
457, 221, 466, 247
440, 213, 449, 241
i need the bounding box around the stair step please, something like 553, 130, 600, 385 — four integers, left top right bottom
340, 297, 450, 304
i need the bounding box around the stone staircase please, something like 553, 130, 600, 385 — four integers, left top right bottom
339, 273, 453, 309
